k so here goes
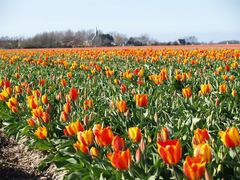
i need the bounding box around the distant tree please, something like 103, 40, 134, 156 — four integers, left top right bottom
185, 36, 198, 44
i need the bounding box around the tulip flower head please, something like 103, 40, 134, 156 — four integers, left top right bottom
192, 128, 210, 146
107, 149, 131, 170
93, 124, 114, 146
116, 100, 127, 113
135, 94, 148, 107
112, 135, 125, 151
157, 139, 182, 165
219, 127, 240, 148
183, 155, 206, 180
34, 126, 48, 139
128, 127, 142, 143
194, 143, 212, 163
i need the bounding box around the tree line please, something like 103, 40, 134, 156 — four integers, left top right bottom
2, 29, 234, 49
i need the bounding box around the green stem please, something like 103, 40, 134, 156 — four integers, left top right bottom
171, 165, 178, 180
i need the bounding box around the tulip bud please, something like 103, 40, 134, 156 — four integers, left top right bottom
215, 97, 220, 107
140, 138, 145, 152
84, 115, 89, 126
135, 148, 142, 163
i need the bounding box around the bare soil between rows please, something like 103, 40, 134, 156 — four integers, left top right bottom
0, 130, 63, 180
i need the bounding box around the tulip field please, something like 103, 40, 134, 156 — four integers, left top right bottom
0, 46, 240, 179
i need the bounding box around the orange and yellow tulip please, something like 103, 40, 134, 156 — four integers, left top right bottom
34, 126, 48, 139
183, 155, 206, 180
64, 120, 84, 136
157, 139, 182, 165
231, 89, 237, 97
107, 149, 131, 170
90, 147, 100, 158
77, 129, 94, 146
200, 84, 211, 95
219, 127, 240, 148
128, 127, 142, 143
83, 99, 93, 111
192, 128, 210, 145
157, 127, 170, 142
60, 111, 68, 122
27, 119, 35, 127
219, 83, 227, 93
41, 94, 48, 104
63, 102, 71, 114
27, 95, 38, 109
74, 140, 89, 154
182, 87, 192, 98
116, 100, 127, 113
135, 94, 148, 107
93, 124, 114, 146
194, 143, 212, 163
32, 106, 44, 119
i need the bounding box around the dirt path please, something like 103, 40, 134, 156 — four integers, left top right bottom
0, 130, 61, 180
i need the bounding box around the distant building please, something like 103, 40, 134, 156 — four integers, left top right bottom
177, 39, 186, 45
83, 28, 114, 47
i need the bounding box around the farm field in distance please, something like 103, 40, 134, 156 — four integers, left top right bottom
0, 45, 239, 179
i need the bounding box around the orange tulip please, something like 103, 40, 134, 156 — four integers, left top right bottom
107, 149, 131, 170
64, 120, 84, 136
192, 128, 210, 146
77, 129, 94, 146
229, 75, 235, 81
231, 89, 237, 97
74, 140, 89, 154
27, 119, 35, 127
219, 127, 240, 148
61, 79, 67, 87
90, 147, 100, 158
32, 89, 41, 97
128, 127, 142, 143
200, 84, 211, 95
182, 87, 192, 98
14, 85, 22, 93
112, 135, 125, 151
69, 88, 78, 101
93, 124, 114, 146
60, 111, 68, 122
194, 143, 212, 163
32, 106, 44, 119
39, 79, 45, 86
183, 155, 206, 180
42, 112, 50, 123
83, 99, 93, 111
0, 88, 10, 101
116, 100, 127, 113
120, 84, 127, 93
41, 94, 48, 104
63, 102, 71, 114
157, 127, 170, 142
135, 94, 148, 107
34, 126, 48, 139
219, 83, 227, 93
27, 95, 38, 109
157, 139, 182, 165
6, 97, 18, 109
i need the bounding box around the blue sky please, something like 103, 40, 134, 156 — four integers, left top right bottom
0, 0, 239, 42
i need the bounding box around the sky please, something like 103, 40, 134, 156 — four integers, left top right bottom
0, 0, 239, 42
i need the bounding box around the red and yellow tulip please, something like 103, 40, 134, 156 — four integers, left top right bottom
219, 127, 240, 148
107, 149, 131, 170
183, 155, 206, 180
128, 127, 142, 143
157, 139, 182, 165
